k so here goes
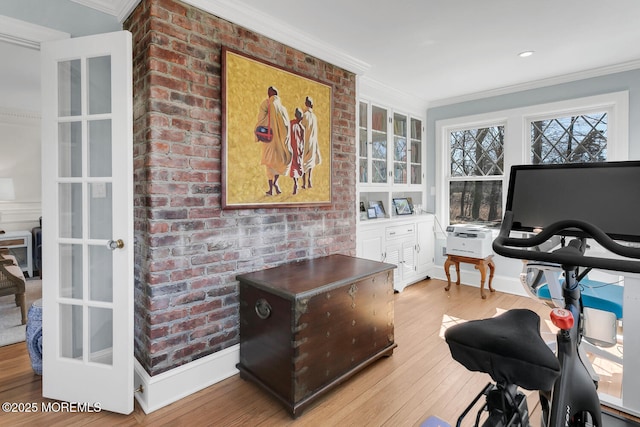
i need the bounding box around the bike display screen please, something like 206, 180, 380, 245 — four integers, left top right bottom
506, 161, 640, 242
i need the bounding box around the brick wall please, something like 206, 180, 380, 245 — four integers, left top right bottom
125, 0, 357, 376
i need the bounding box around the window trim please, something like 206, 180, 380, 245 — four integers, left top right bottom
435, 91, 629, 229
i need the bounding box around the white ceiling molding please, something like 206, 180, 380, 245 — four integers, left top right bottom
182, 0, 370, 76
0, 15, 69, 50
429, 59, 640, 109
71, 0, 141, 22
359, 76, 429, 114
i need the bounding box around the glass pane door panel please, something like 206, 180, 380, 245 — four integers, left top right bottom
60, 304, 83, 359
88, 119, 112, 177
89, 307, 113, 365
58, 59, 82, 117
87, 56, 112, 115
359, 101, 368, 128
394, 137, 407, 162
394, 114, 406, 137
359, 159, 368, 183
372, 160, 387, 183
89, 245, 113, 303
411, 164, 421, 185
372, 106, 387, 133
59, 243, 83, 299
394, 163, 407, 184
411, 118, 422, 140
58, 121, 82, 177
411, 140, 421, 163
359, 128, 368, 157
89, 183, 112, 239
59, 183, 83, 238
372, 135, 387, 159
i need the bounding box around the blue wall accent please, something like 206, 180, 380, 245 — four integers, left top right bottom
425, 68, 640, 211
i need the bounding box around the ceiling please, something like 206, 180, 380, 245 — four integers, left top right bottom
218, 0, 640, 106
4, 0, 640, 111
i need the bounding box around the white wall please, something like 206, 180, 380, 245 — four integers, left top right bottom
0, 1, 122, 232
0, 108, 41, 232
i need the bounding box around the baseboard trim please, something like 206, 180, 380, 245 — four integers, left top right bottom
426, 266, 526, 297
134, 343, 239, 413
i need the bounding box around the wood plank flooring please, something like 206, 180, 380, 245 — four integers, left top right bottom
0, 279, 632, 426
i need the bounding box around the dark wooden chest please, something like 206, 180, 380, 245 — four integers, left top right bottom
236, 254, 396, 417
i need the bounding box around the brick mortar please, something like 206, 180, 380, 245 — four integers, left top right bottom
126, 0, 356, 376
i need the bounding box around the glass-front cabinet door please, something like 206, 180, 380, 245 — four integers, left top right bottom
358, 101, 369, 183
393, 112, 408, 184
371, 105, 388, 183
410, 117, 423, 185
358, 101, 389, 185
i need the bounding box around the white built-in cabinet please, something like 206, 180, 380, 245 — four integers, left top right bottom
356, 99, 432, 291
356, 215, 434, 292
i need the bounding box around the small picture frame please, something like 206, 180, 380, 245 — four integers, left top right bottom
369, 200, 386, 218
393, 198, 413, 215
367, 207, 377, 219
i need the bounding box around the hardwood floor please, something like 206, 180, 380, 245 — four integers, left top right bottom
0, 279, 630, 426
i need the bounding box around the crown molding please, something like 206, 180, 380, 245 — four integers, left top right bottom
71, 0, 141, 21
0, 15, 69, 50
429, 59, 640, 109
359, 76, 429, 114
182, 0, 370, 76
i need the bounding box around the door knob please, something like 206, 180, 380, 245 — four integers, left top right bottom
107, 239, 124, 250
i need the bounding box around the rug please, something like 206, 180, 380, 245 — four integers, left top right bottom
0, 278, 42, 347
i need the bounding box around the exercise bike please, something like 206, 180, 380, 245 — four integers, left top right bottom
444, 161, 640, 427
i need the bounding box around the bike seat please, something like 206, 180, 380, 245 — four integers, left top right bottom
445, 309, 561, 391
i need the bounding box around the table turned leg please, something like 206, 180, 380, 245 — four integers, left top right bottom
444, 257, 454, 291
487, 258, 496, 294
476, 262, 488, 299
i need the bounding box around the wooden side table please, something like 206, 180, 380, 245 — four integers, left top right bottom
444, 254, 495, 299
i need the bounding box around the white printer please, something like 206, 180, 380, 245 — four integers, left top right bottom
446, 225, 494, 258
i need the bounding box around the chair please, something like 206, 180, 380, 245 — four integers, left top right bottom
0, 249, 27, 325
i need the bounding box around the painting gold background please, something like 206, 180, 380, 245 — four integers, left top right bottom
224, 50, 333, 207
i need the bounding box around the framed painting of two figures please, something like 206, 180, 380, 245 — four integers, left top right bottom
222, 47, 333, 209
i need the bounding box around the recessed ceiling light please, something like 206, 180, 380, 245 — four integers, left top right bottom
518, 51, 534, 58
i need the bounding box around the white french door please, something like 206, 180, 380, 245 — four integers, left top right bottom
40, 31, 134, 414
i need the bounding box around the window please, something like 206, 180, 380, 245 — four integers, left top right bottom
435, 92, 628, 229
449, 126, 504, 226
531, 113, 607, 164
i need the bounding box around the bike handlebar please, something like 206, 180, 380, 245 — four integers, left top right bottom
493, 211, 640, 274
